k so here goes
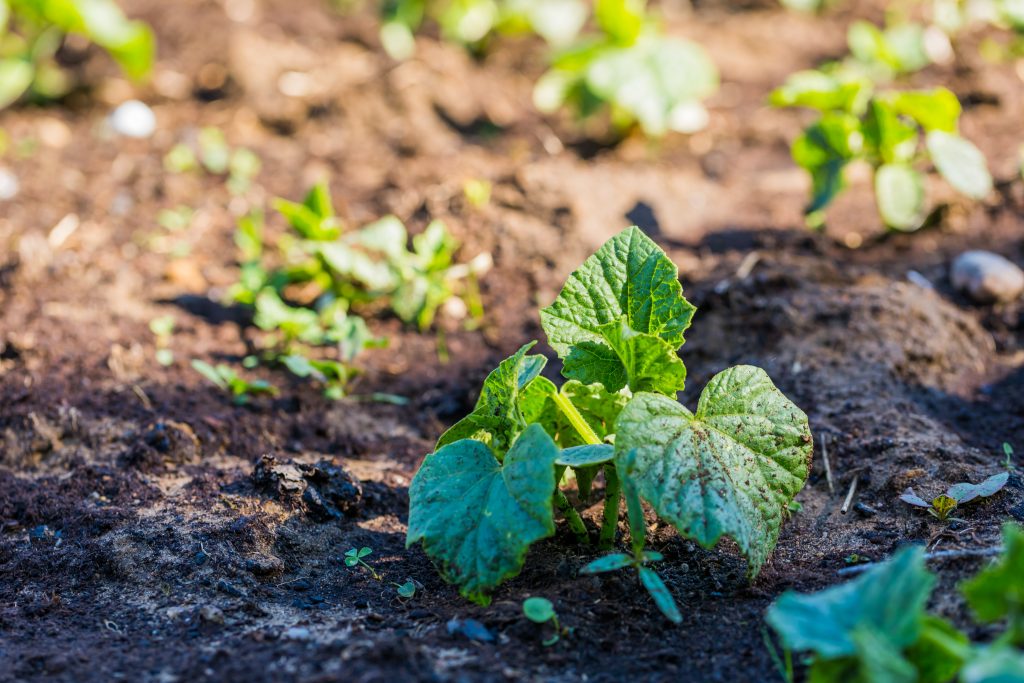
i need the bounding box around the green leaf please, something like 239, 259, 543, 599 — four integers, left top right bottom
594, 0, 645, 45
540, 226, 695, 392
875, 163, 925, 232
962, 523, 1024, 640
851, 627, 916, 683
638, 566, 682, 624
770, 70, 868, 113
0, 59, 33, 109
407, 424, 560, 604
303, 182, 334, 220
191, 359, 228, 390
436, 342, 548, 457
523, 596, 556, 623
556, 444, 614, 467
563, 318, 687, 395
926, 131, 993, 200
904, 616, 970, 683
947, 472, 1010, 504
884, 88, 961, 133
555, 380, 629, 445
583, 34, 718, 136
863, 100, 919, 164
960, 645, 1024, 683
767, 545, 934, 658
616, 365, 812, 575
580, 553, 633, 574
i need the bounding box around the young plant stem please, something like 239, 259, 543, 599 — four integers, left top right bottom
555, 489, 590, 545
599, 465, 621, 550
551, 390, 602, 446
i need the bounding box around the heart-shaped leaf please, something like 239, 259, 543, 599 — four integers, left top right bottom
407, 424, 560, 604
615, 365, 812, 575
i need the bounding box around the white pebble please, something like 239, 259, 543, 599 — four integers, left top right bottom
282, 626, 311, 641
951, 250, 1024, 303
109, 100, 156, 138
0, 168, 18, 200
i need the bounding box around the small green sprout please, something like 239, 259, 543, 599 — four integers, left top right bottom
1005, 442, 1016, 470
191, 359, 278, 405
344, 547, 381, 580
394, 580, 417, 599
149, 315, 176, 367
164, 129, 261, 195
582, 549, 682, 624
523, 596, 566, 646
462, 178, 492, 209
164, 144, 198, 173
900, 472, 1010, 521
157, 206, 194, 232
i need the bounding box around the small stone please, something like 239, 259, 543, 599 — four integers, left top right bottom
245, 555, 285, 576
216, 580, 245, 597
951, 250, 1024, 303
199, 605, 225, 624
282, 626, 311, 641
446, 618, 494, 643
109, 100, 156, 138
0, 168, 18, 201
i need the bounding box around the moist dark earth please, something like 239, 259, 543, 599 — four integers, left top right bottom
2, 1, 1024, 681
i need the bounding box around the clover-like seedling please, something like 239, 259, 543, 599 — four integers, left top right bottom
344, 547, 381, 581
407, 227, 812, 619
523, 597, 565, 646
901, 472, 1009, 521
394, 579, 417, 599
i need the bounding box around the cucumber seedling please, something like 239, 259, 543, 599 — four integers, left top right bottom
407, 226, 812, 621
772, 74, 992, 231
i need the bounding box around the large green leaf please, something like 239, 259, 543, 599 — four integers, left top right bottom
615, 365, 811, 575
563, 318, 686, 395
540, 226, 695, 392
407, 424, 559, 604
962, 523, 1024, 643
767, 545, 935, 658
436, 342, 548, 457
926, 131, 992, 200
883, 88, 960, 134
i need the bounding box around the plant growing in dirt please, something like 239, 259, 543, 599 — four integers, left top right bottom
0, 0, 154, 109
533, 0, 718, 136
772, 75, 992, 231
375, 0, 718, 137
407, 226, 812, 620
344, 546, 382, 580
191, 359, 278, 405
163, 127, 262, 196
378, 0, 587, 60
767, 523, 1024, 682
523, 597, 568, 645
217, 183, 487, 399
900, 472, 1009, 521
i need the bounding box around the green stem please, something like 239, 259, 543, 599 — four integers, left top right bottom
623, 471, 646, 557
551, 390, 601, 446
599, 465, 621, 550
555, 489, 589, 544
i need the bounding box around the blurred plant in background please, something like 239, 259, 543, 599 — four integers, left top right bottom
0, 0, 154, 109
220, 183, 489, 399
374, 0, 718, 138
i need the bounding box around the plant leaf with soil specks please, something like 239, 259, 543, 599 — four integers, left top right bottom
767, 545, 934, 658
616, 365, 812, 575
947, 471, 1009, 504
540, 226, 695, 392
436, 342, 548, 458
407, 425, 559, 605
564, 318, 687, 395
926, 131, 992, 199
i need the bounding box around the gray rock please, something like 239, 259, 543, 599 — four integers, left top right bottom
282, 626, 311, 641
109, 100, 156, 138
199, 605, 225, 624
0, 168, 18, 201
951, 250, 1024, 303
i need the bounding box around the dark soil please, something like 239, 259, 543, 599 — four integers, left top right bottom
2, 1, 1023, 681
